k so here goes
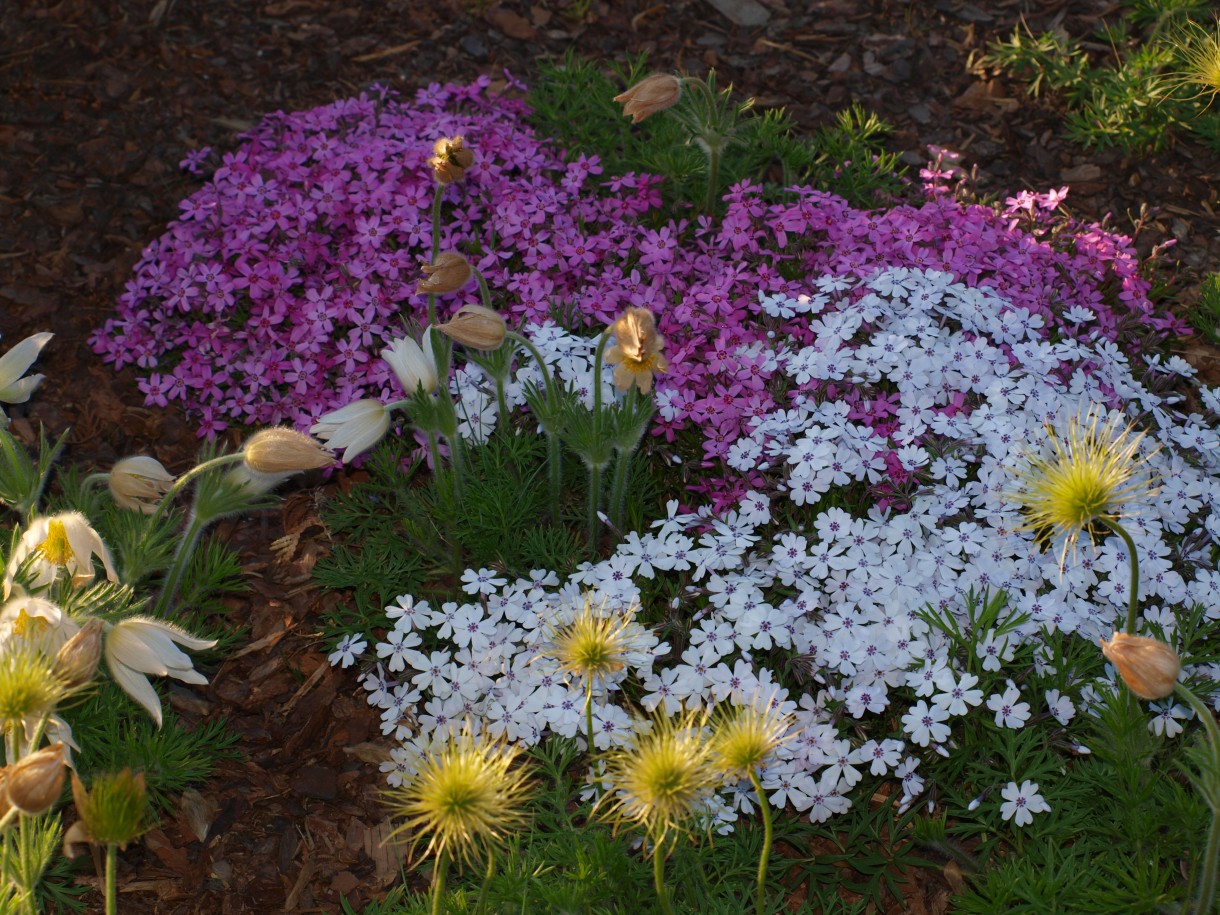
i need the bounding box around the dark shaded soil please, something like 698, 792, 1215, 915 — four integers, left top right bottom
1, 0, 1217, 911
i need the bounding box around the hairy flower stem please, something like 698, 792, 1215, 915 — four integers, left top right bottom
653, 837, 674, 915
105, 844, 118, 915
431, 848, 448, 915
609, 448, 631, 532
1102, 519, 1141, 634
506, 332, 565, 521
748, 770, 773, 915
584, 678, 595, 754
1175, 684, 1220, 915
475, 849, 495, 915
703, 138, 724, 214
586, 332, 613, 550
427, 185, 444, 326
152, 509, 207, 618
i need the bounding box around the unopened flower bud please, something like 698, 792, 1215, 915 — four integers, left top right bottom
7, 743, 66, 815
243, 428, 334, 474
429, 136, 474, 185
417, 252, 472, 295
53, 619, 103, 689
1100, 631, 1181, 700
70, 768, 147, 849
613, 74, 683, 123
437, 305, 507, 351
109, 456, 175, 514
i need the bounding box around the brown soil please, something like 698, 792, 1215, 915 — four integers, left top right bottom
1, 0, 1216, 912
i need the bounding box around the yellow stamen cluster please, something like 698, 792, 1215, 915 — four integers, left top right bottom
34, 520, 74, 568
543, 600, 644, 687
595, 709, 718, 848
709, 698, 792, 779
386, 726, 532, 868
1008, 410, 1156, 562
604, 308, 669, 395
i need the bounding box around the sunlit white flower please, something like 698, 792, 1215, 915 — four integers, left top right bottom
382, 333, 438, 396
104, 617, 217, 728
4, 512, 119, 597
310, 399, 391, 462
0, 594, 79, 656
0, 332, 53, 426
109, 456, 175, 513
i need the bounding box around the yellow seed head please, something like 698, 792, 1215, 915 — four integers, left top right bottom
710, 697, 792, 779
386, 725, 532, 868
0, 646, 68, 721
594, 709, 718, 849
543, 599, 645, 688
1007, 410, 1156, 563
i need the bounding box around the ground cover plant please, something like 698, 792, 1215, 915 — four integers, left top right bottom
982, 0, 1220, 154
87, 55, 1220, 914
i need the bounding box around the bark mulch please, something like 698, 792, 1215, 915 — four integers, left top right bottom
1, 1, 1217, 911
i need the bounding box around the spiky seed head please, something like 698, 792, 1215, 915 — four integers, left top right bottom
385, 725, 532, 868
1007, 409, 1156, 563
594, 708, 718, 850
0, 645, 68, 721
710, 695, 793, 779
542, 598, 645, 688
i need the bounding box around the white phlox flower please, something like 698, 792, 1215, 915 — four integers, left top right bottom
104, 616, 217, 728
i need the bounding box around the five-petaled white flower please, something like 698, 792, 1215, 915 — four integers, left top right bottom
999, 780, 1050, 827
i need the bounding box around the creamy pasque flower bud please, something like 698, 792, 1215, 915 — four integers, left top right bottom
613, 74, 683, 123
437, 305, 507, 351
7, 742, 66, 815
1100, 631, 1181, 699
53, 618, 103, 689
382, 334, 439, 396
243, 428, 334, 474
109, 456, 175, 514
417, 252, 472, 295
429, 136, 475, 185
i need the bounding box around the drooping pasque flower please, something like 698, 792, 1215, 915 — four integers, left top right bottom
1100, 631, 1181, 699
417, 252, 472, 295
428, 136, 474, 185
382, 333, 439, 396
0, 332, 53, 428
104, 617, 217, 728
604, 308, 668, 394
108, 456, 175, 514
310, 399, 391, 463
1007, 408, 1156, 563
613, 74, 683, 123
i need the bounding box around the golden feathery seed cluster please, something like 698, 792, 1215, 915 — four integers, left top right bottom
386, 725, 532, 867
1007, 409, 1156, 561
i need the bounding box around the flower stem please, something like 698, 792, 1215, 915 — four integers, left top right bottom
748, 769, 773, 915
428, 185, 444, 327
475, 849, 495, 915
431, 848, 447, 915
587, 464, 602, 555
1102, 519, 1141, 634
653, 837, 674, 915
105, 844, 118, 915
704, 139, 722, 214
151, 508, 207, 618
1175, 684, 1220, 915
584, 678, 595, 754
609, 447, 631, 532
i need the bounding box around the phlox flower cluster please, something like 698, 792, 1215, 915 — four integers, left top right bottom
334, 267, 1217, 833
92, 81, 1183, 472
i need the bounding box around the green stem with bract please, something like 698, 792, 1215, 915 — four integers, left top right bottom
1176, 684, 1220, 915
653, 835, 673, 915
431, 848, 448, 915
1101, 519, 1141, 634
105, 844, 118, 915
